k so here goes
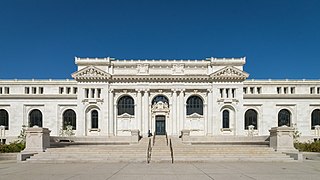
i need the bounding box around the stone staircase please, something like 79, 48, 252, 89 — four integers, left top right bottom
150, 135, 172, 162
23, 136, 295, 163
171, 138, 295, 162
25, 138, 149, 163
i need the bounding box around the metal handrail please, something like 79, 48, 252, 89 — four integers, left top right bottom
169, 138, 174, 163
152, 131, 156, 146
165, 131, 168, 146
147, 138, 152, 163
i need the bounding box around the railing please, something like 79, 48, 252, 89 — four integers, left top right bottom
169, 138, 174, 163
152, 131, 156, 146
165, 132, 168, 146
147, 138, 152, 163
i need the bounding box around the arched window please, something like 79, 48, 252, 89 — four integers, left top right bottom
117, 96, 134, 115
311, 109, 320, 129
0, 109, 9, 130
223, 110, 230, 128
152, 95, 169, 106
245, 109, 258, 130
91, 110, 98, 129
186, 96, 203, 115
278, 109, 291, 127
29, 109, 42, 127
63, 109, 76, 130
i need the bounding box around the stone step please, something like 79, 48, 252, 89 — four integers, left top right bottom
0, 153, 18, 160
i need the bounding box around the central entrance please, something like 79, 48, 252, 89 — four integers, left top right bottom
155, 115, 166, 135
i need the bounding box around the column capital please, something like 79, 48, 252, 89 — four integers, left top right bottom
109, 89, 114, 93
207, 89, 213, 93
135, 89, 142, 93
171, 89, 177, 93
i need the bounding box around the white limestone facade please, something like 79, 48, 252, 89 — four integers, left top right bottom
1, 57, 320, 142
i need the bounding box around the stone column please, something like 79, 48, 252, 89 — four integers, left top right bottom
142, 89, 149, 137
136, 90, 142, 130
207, 89, 213, 135
177, 90, 180, 135
179, 90, 185, 133
109, 89, 114, 136
24, 127, 51, 152
269, 126, 298, 152
172, 89, 177, 135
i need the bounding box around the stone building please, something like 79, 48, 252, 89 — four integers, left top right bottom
1, 57, 320, 142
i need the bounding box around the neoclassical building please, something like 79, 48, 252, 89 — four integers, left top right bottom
1, 57, 320, 142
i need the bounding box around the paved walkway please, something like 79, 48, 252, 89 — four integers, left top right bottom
0, 161, 319, 180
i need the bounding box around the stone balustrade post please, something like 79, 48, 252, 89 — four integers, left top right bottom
314, 125, 320, 137
24, 127, 51, 152
181, 129, 190, 142
269, 126, 298, 152
131, 129, 140, 144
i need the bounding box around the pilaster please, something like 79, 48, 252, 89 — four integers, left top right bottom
171, 89, 177, 135
136, 89, 142, 131
207, 89, 213, 135
108, 89, 114, 136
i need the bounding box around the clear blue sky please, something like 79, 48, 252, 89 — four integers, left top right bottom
0, 0, 319, 79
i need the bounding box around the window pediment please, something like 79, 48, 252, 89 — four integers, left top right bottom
118, 113, 134, 118
187, 113, 203, 118
72, 66, 111, 82
210, 66, 249, 81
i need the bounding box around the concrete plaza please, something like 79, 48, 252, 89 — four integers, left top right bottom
0, 161, 319, 180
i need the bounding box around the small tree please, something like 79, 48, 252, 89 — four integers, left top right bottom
293, 123, 301, 143
17, 125, 27, 144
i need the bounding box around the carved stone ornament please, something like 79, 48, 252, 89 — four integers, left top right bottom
151, 101, 169, 113
172, 64, 184, 74
210, 66, 249, 81
71, 66, 111, 82
137, 64, 149, 74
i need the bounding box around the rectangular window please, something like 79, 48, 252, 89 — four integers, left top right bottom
4, 87, 10, 94
39, 87, 44, 94
97, 88, 101, 98
277, 87, 281, 94
32, 87, 37, 94
220, 89, 223, 98
25, 87, 30, 94
0, 87, 2, 94
257, 87, 261, 94
231, 88, 236, 98
284, 87, 288, 94
59, 87, 64, 94
243, 87, 247, 94
73, 87, 78, 94
226, 88, 229, 98
66, 87, 71, 94
250, 87, 254, 94
291, 87, 295, 94
310, 87, 315, 94
85, 88, 89, 98
317, 87, 320, 94
91, 89, 95, 98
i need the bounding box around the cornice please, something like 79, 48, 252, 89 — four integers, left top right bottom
111, 75, 210, 82
244, 94, 320, 99
0, 95, 77, 99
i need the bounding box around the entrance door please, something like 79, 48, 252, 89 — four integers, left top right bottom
155, 115, 166, 135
